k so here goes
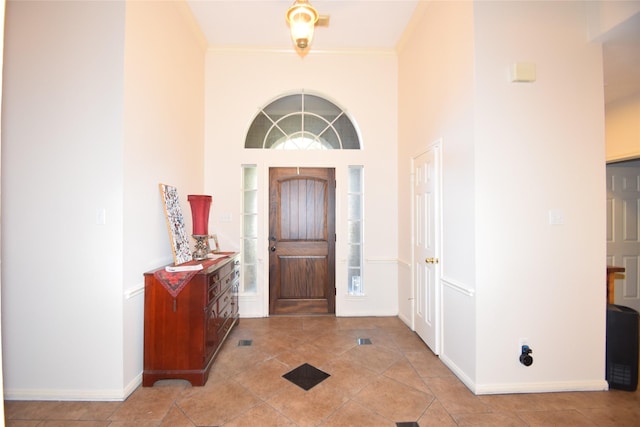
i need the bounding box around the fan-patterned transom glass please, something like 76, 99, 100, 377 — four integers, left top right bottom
245, 93, 361, 150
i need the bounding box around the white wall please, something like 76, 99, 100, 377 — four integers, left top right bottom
204, 50, 399, 317
586, 1, 640, 163
2, 0, 126, 399
398, 0, 608, 394
586, 0, 640, 41
2, 0, 206, 400
606, 93, 640, 162
122, 0, 207, 395
473, 1, 606, 393
0, 0, 6, 418
397, 0, 477, 380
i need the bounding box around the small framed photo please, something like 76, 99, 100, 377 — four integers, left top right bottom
209, 234, 220, 253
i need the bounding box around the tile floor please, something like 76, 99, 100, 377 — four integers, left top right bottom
5, 316, 640, 426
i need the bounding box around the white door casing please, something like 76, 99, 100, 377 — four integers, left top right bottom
607, 161, 640, 312
413, 143, 442, 354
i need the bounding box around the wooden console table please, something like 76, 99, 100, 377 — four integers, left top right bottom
143, 253, 240, 386
607, 266, 625, 304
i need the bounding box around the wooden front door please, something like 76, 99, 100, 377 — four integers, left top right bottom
269, 167, 335, 315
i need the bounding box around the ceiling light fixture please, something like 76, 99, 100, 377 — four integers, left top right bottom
285, 0, 319, 50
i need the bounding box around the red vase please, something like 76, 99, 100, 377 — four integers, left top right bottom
187, 195, 212, 236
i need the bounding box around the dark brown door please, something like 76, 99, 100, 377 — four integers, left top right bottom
269, 167, 335, 315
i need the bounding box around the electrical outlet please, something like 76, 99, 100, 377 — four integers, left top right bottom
519, 338, 528, 352
519, 340, 534, 367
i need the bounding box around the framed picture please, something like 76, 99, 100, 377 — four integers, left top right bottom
159, 183, 192, 265
209, 234, 220, 253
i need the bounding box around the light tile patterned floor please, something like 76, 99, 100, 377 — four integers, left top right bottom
5, 316, 640, 426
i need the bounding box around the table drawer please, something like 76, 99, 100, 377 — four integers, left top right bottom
207, 272, 221, 303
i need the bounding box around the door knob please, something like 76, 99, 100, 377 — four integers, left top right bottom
425, 257, 439, 264
270, 246, 276, 252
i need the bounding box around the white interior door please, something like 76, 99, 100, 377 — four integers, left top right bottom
607, 160, 640, 312
413, 145, 441, 354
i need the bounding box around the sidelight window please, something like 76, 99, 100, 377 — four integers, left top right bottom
348, 166, 364, 296
241, 165, 258, 293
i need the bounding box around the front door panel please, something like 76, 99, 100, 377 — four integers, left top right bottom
269, 167, 336, 314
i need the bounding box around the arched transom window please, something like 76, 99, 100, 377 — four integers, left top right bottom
245, 93, 361, 150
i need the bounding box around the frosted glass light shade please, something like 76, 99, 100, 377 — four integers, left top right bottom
286, 0, 319, 49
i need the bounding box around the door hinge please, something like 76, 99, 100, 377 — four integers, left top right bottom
335, 233, 337, 242
334, 287, 336, 296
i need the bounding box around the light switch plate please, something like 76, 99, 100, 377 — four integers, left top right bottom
96, 208, 106, 225
548, 208, 565, 225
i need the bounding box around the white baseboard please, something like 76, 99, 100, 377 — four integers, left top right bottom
397, 312, 412, 329
439, 352, 477, 392
4, 374, 141, 402
474, 379, 609, 395
123, 373, 142, 399
439, 353, 609, 395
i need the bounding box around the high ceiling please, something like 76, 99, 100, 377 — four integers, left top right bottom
186, 0, 640, 104
187, 0, 419, 50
